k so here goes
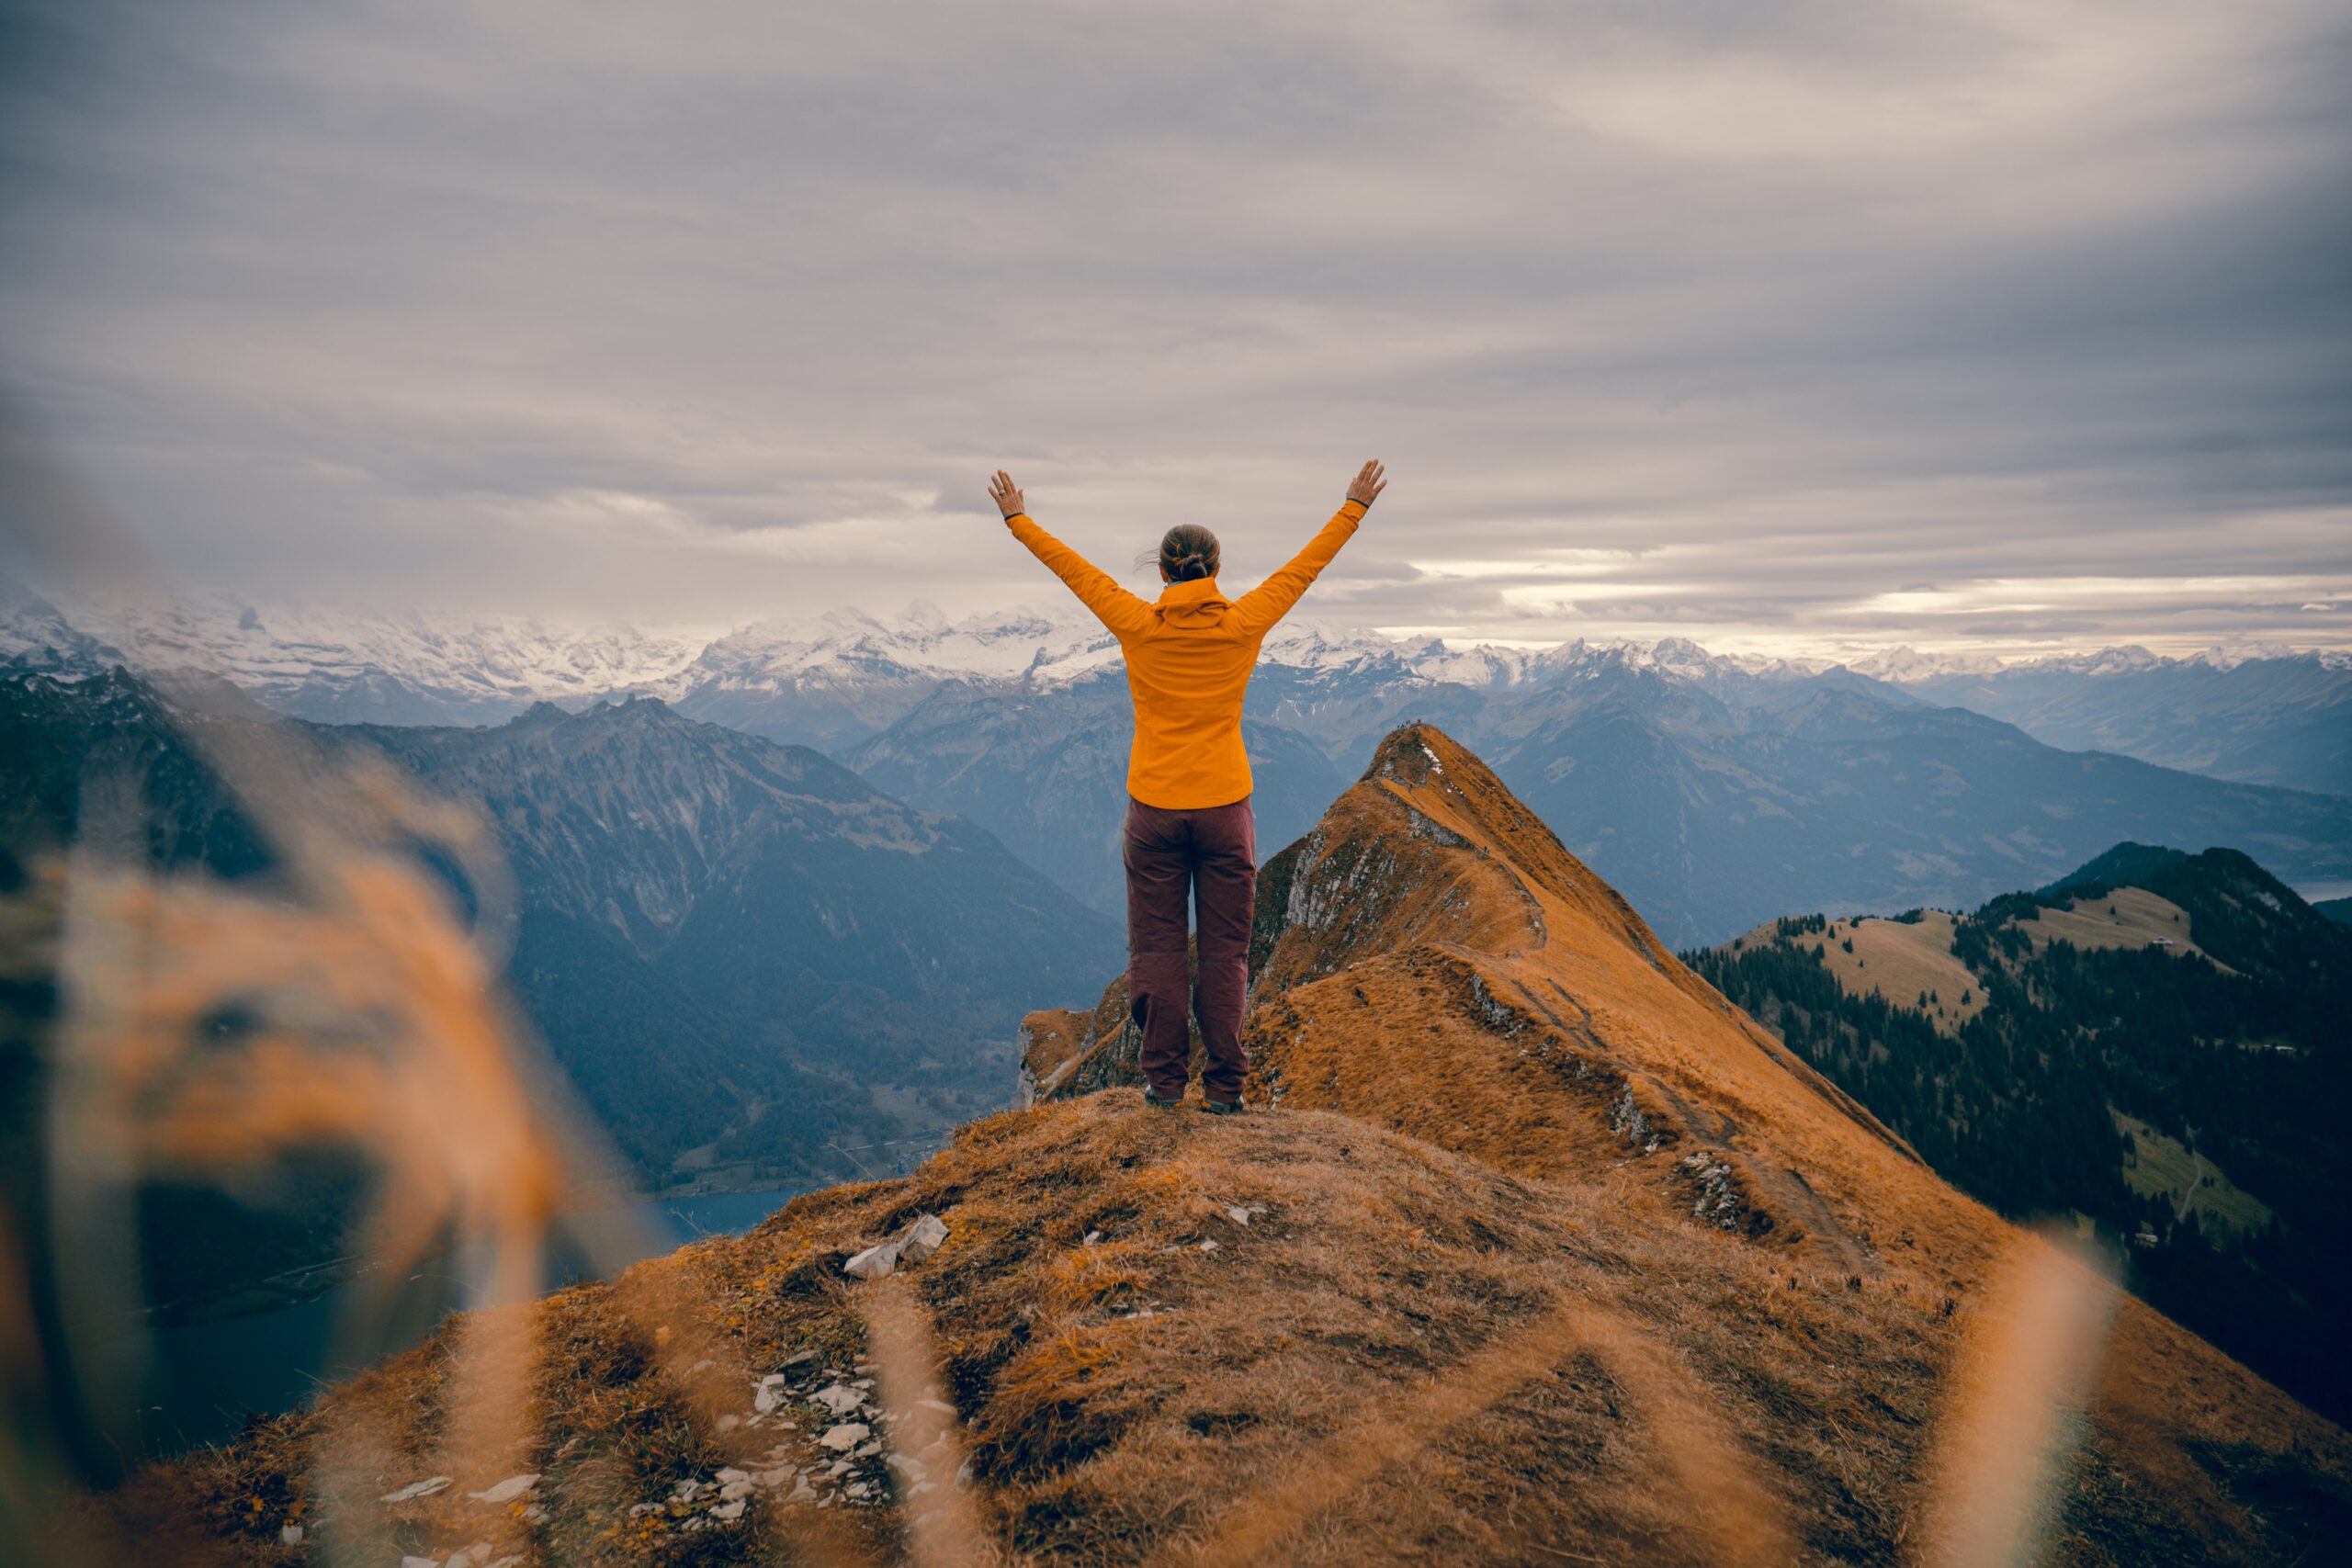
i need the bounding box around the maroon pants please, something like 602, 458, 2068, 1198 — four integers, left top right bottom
1124, 795, 1256, 1104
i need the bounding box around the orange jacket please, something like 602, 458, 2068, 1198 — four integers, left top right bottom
1005, 498, 1368, 808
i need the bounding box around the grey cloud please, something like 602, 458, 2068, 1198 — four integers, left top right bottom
1, 0, 2346, 654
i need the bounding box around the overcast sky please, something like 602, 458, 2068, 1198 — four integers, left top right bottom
3, 0, 2347, 659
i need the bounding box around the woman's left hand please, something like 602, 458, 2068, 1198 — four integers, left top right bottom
988, 469, 1025, 518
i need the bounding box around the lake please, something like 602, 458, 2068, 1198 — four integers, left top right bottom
124, 1183, 821, 1456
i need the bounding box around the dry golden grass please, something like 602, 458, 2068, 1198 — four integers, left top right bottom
1775, 912, 1988, 1032
74, 723, 2352, 1566
2022, 887, 2224, 968
94, 1087, 2351, 1564
85, 1094, 1970, 1565
1726, 887, 2221, 1038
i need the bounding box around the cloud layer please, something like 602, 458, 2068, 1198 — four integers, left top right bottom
3, 0, 2346, 657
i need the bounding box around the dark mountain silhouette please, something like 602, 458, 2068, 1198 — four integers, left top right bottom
1687, 842, 2352, 1420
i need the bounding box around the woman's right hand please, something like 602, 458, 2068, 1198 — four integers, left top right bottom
988, 469, 1025, 518
1347, 459, 1386, 509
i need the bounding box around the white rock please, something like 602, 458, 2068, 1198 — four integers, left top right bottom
278, 1524, 303, 1545
753, 1376, 788, 1414
711, 1498, 746, 1520
380, 1475, 453, 1503
720, 1481, 753, 1502
1226, 1206, 1250, 1225
915, 1397, 956, 1417
1083, 1230, 1102, 1246
784, 1348, 818, 1366
811, 1382, 866, 1416
898, 1213, 950, 1263
1199, 1238, 1220, 1253
465, 1472, 539, 1504
846, 1482, 872, 1499
715, 1414, 742, 1432
716, 1467, 750, 1484
400, 1557, 439, 1568
843, 1241, 900, 1280
519, 1506, 548, 1525
446, 1543, 494, 1568
888, 1454, 928, 1480
820, 1422, 871, 1451
789, 1476, 818, 1502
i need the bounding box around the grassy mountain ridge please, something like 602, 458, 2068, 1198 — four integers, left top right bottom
95, 723, 2351, 1565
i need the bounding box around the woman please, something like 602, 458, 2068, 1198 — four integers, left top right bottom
986, 459, 1386, 1112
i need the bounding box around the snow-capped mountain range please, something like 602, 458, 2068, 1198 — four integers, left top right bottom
0, 585, 1844, 728
5, 583, 2346, 794
1849, 643, 2352, 681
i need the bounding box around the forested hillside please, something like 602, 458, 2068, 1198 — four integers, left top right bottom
1684, 844, 2352, 1420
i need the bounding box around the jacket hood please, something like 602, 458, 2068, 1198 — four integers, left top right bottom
1154, 575, 1231, 628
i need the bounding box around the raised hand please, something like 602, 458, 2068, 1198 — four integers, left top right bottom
1346, 458, 1387, 509
987, 469, 1025, 519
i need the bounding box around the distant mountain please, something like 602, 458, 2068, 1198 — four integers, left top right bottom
855, 634, 2352, 946
1871, 645, 2352, 795
314, 697, 1123, 1170
1465, 668, 2352, 947
5, 588, 711, 725
10, 594, 2348, 942
1687, 843, 2352, 1420
2319, 896, 2352, 926
0, 668, 1119, 1314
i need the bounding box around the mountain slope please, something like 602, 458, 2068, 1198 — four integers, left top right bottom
1473, 681, 2352, 947
1687, 843, 2352, 1420
1016, 725, 2350, 1555
96, 724, 2349, 1566
1893, 649, 2352, 795
325, 698, 1124, 1145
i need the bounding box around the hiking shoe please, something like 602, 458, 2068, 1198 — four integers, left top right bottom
1200, 1097, 1246, 1116
1140, 1085, 1184, 1109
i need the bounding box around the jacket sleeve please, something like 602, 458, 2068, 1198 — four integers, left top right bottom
1233, 499, 1367, 635
1003, 513, 1156, 638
